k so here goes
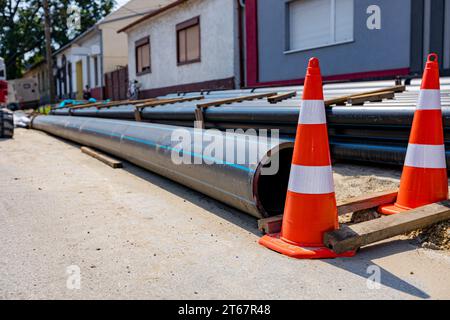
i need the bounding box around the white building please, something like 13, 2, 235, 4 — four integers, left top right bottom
54, 28, 103, 100
119, 0, 243, 98
54, 0, 174, 100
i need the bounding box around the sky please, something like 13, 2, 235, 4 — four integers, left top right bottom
115, 0, 130, 9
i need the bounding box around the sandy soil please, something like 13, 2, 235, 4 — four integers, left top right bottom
0, 129, 449, 300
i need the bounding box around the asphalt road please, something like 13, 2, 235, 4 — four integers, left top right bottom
1, 129, 449, 299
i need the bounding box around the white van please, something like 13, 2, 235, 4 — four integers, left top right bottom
7, 78, 39, 110
0, 57, 5, 81
0, 57, 7, 107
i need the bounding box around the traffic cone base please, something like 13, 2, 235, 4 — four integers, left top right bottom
282, 191, 337, 246
259, 234, 355, 259
378, 203, 410, 215
379, 166, 448, 215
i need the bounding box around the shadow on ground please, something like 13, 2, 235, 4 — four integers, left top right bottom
327, 239, 430, 299
122, 162, 261, 236
123, 160, 430, 299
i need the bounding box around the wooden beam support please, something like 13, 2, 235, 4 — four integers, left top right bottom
324, 200, 450, 254
96, 98, 159, 109
257, 190, 398, 234
134, 108, 143, 122
325, 85, 406, 107
81, 147, 123, 169
68, 98, 161, 111
337, 190, 398, 216
135, 96, 205, 110
194, 108, 206, 129
268, 91, 297, 104
197, 92, 277, 109
348, 91, 395, 106
67, 102, 99, 109
257, 215, 284, 235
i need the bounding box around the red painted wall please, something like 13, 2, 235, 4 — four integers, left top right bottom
90, 87, 104, 100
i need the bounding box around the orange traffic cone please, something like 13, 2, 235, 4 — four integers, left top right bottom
379, 53, 448, 215
259, 58, 355, 259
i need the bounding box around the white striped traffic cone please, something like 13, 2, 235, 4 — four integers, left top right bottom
379, 53, 448, 215
259, 58, 355, 259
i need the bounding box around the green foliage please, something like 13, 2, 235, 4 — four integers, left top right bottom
0, 0, 116, 79
38, 104, 52, 114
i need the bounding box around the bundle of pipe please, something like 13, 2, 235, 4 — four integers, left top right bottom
50, 101, 450, 167
32, 115, 294, 218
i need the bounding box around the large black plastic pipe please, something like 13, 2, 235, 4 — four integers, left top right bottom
32, 115, 294, 218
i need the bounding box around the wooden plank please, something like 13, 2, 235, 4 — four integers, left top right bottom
64, 102, 98, 109
81, 147, 123, 169
257, 215, 284, 235
268, 91, 297, 104
69, 98, 158, 110
69, 101, 114, 110
135, 95, 205, 109
348, 91, 395, 106
257, 190, 398, 234
325, 85, 405, 107
337, 190, 398, 216
134, 108, 142, 122
194, 108, 205, 129
197, 92, 277, 109
96, 98, 159, 110
70, 95, 204, 111
324, 200, 450, 254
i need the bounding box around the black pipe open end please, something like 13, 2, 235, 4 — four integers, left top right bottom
254, 143, 294, 218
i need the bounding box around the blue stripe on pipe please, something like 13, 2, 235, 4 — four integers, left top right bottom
80, 126, 255, 173
69, 116, 280, 146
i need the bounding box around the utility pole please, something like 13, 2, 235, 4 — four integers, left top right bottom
43, 0, 56, 104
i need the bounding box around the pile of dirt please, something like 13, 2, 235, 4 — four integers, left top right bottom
332, 164, 450, 251
408, 220, 450, 250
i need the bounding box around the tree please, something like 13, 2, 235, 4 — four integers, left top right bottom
0, 0, 116, 79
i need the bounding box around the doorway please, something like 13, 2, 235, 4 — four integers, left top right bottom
76, 61, 83, 100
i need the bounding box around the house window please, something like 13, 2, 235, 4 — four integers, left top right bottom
135, 37, 151, 75
177, 17, 201, 65
288, 0, 354, 52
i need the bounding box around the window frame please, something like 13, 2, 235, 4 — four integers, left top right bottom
135, 36, 152, 75
176, 16, 201, 66
285, 0, 354, 54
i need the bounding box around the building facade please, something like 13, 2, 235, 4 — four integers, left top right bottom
119, 0, 242, 98
54, 27, 103, 100
245, 0, 450, 87
54, 0, 173, 100
22, 60, 50, 106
